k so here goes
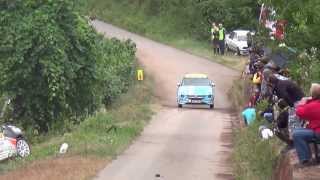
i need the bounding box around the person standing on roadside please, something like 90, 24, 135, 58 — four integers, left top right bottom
218, 23, 226, 55
211, 22, 219, 55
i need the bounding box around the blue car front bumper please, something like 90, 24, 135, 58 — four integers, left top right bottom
178, 95, 214, 105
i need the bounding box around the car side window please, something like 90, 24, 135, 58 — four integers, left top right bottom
233, 33, 238, 41
229, 32, 235, 39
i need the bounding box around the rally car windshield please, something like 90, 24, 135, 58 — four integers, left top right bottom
182, 78, 210, 86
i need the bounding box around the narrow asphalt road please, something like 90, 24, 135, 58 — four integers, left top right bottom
93, 20, 239, 180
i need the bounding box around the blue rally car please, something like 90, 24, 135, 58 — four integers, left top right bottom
177, 74, 215, 109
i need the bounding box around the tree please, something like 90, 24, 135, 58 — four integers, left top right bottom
260, 0, 320, 89
0, 0, 136, 133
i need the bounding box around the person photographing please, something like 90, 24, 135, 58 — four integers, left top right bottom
293, 83, 320, 167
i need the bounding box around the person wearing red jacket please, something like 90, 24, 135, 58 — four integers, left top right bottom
293, 83, 320, 167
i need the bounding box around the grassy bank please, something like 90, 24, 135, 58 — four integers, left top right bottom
233, 120, 281, 180
0, 76, 154, 178
84, 0, 246, 71
229, 78, 283, 180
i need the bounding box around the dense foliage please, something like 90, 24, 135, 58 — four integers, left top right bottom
0, 0, 136, 133
85, 0, 319, 91
85, 0, 260, 40
259, 0, 320, 90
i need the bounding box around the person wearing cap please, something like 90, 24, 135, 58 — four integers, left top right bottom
293, 83, 320, 167
218, 23, 226, 55
211, 22, 219, 55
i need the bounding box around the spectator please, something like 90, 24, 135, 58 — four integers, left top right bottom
268, 75, 305, 135
293, 83, 320, 167
247, 32, 253, 48
260, 104, 273, 123
260, 60, 279, 100
274, 99, 293, 147
249, 51, 259, 74
250, 61, 264, 105
242, 104, 256, 126
252, 62, 263, 86
268, 75, 304, 107
218, 23, 226, 55
211, 22, 219, 55
250, 85, 261, 106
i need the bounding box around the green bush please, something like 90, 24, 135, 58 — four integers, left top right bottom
0, 77, 154, 172
0, 0, 136, 133
98, 38, 136, 107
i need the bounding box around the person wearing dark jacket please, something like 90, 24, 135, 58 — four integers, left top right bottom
268, 75, 304, 107
269, 75, 305, 138
293, 83, 320, 167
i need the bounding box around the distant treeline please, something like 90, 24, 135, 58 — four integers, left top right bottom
84, 0, 260, 40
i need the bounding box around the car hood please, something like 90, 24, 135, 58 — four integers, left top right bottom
235, 41, 248, 49
178, 86, 213, 96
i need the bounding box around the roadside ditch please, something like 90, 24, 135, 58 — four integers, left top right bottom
228, 77, 292, 180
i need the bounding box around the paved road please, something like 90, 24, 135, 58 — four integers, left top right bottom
93, 20, 239, 180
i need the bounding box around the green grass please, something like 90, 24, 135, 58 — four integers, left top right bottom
228, 77, 251, 112
0, 77, 154, 173
85, 0, 246, 71
233, 119, 281, 180
163, 38, 247, 71
229, 79, 283, 180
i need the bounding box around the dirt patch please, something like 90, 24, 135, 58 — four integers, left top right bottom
0, 156, 108, 180
290, 148, 320, 180
274, 145, 320, 180
293, 165, 320, 180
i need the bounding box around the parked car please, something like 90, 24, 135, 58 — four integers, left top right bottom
177, 74, 215, 109
225, 30, 252, 55
0, 124, 30, 161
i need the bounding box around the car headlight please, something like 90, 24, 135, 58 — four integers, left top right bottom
208, 95, 212, 98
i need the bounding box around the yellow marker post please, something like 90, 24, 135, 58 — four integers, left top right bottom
137, 69, 144, 81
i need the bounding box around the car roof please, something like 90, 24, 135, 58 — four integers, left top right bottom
233, 30, 250, 35
184, 74, 208, 79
